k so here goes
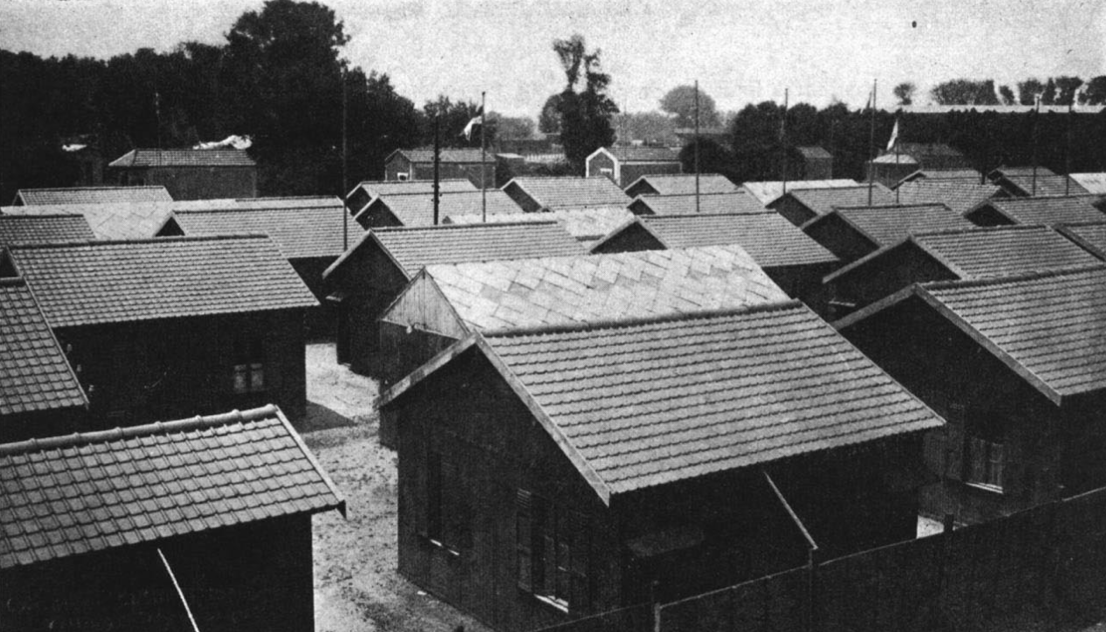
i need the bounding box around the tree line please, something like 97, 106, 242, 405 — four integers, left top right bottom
895, 76, 1106, 106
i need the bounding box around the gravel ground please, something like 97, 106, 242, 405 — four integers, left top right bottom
302, 343, 491, 632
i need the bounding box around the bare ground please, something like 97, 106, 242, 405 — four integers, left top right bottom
302, 343, 491, 632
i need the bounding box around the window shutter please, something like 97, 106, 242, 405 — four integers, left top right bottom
516, 490, 533, 592
945, 404, 965, 480
413, 448, 430, 538
567, 510, 590, 611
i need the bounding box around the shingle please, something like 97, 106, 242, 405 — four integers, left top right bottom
624, 174, 737, 196
109, 149, 255, 168
914, 226, 1103, 279
395, 149, 490, 164
15, 187, 173, 206
784, 186, 897, 220
0, 405, 343, 569
482, 303, 943, 495
352, 179, 477, 199
631, 192, 766, 215
1058, 222, 1106, 260
2, 202, 177, 240
170, 199, 352, 259
0, 214, 95, 246
505, 177, 630, 210
895, 181, 1003, 215
8, 235, 318, 328
830, 203, 976, 247
970, 196, 1105, 226
605, 146, 680, 162
638, 213, 837, 267
446, 207, 635, 243
0, 279, 88, 417
740, 179, 860, 205
360, 190, 524, 227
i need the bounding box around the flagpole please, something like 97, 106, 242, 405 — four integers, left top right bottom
481, 91, 487, 223
1065, 100, 1072, 196
342, 68, 349, 248
433, 115, 441, 225
868, 79, 877, 206
781, 88, 788, 197
694, 80, 700, 214
1031, 96, 1039, 196
895, 113, 900, 205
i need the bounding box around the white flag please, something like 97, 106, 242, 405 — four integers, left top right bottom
462, 107, 484, 141
886, 117, 899, 152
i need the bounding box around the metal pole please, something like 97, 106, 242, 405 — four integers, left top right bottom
895, 115, 900, 206
782, 88, 789, 196
868, 79, 877, 206
694, 80, 700, 213
481, 91, 487, 222
433, 115, 441, 225
1065, 101, 1072, 196
1031, 96, 1039, 196
157, 548, 201, 632
342, 69, 349, 249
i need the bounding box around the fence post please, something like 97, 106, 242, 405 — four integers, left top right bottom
807, 547, 820, 632
651, 581, 661, 632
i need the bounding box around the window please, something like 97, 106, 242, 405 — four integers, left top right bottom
424, 450, 469, 553
397, 172, 410, 181
964, 414, 1004, 490
232, 337, 265, 394
516, 490, 589, 612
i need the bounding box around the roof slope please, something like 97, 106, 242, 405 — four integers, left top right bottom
9, 236, 318, 328
109, 148, 255, 168
0, 404, 344, 569
3, 202, 176, 240
631, 192, 766, 215
830, 203, 975, 247
483, 303, 943, 497
352, 179, 477, 199
605, 146, 680, 162
446, 207, 635, 242
1058, 222, 1106, 260
169, 203, 352, 259
921, 268, 1106, 400
1000, 175, 1092, 197
741, 179, 860, 205
505, 177, 630, 210
638, 213, 838, 267
15, 186, 172, 206
895, 180, 1003, 214
783, 186, 896, 219
972, 196, 1105, 226
625, 174, 736, 196
0, 215, 95, 246
1069, 173, 1106, 195
170, 195, 343, 211
0, 279, 87, 417
394, 148, 490, 164
361, 190, 524, 226
360, 222, 585, 278
409, 245, 788, 331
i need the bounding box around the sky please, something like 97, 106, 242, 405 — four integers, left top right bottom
2, 0, 1104, 117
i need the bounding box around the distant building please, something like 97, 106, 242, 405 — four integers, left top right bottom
964, 195, 1106, 227
353, 190, 524, 228
767, 185, 896, 228
623, 173, 737, 198
11, 186, 172, 206
345, 179, 478, 217
0, 404, 344, 631
987, 166, 1092, 197
627, 191, 767, 216
740, 179, 860, 207
796, 146, 834, 179
108, 148, 257, 200
893, 180, 1005, 215
867, 144, 972, 188
384, 149, 496, 188
585, 146, 682, 188
502, 176, 629, 212
445, 207, 635, 248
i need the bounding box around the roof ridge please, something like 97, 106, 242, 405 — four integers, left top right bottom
7, 233, 273, 250
0, 213, 87, 219
643, 211, 776, 221
373, 220, 558, 234
0, 276, 27, 287
18, 186, 166, 192
914, 224, 1046, 238
175, 205, 339, 215
920, 263, 1106, 292
835, 203, 950, 211
482, 300, 803, 338
0, 405, 279, 456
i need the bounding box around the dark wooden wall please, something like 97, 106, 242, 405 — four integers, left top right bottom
769, 196, 818, 228
802, 215, 879, 263
326, 244, 409, 374
618, 163, 682, 188
819, 244, 956, 320
115, 166, 257, 200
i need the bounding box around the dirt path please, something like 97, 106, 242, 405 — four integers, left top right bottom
303, 343, 491, 632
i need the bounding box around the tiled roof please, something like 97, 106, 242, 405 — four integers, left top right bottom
969, 196, 1105, 226
828, 203, 975, 248
898, 143, 967, 159
1069, 173, 1106, 195
168, 203, 353, 259
1058, 222, 1106, 260
346, 222, 585, 278
9, 236, 318, 328
0, 215, 95, 246
741, 179, 860, 205
636, 213, 838, 267
796, 146, 832, 159
919, 268, 1106, 401
350, 179, 477, 200
359, 190, 524, 227
999, 175, 1091, 197
15, 186, 172, 206
624, 173, 737, 196
393, 149, 490, 164
990, 166, 1058, 179
446, 207, 636, 242
0, 279, 87, 417
899, 169, 984, 184
479, 303, 943, 497
0, 404, 344, 569
913, 226, 1102, 279
109, 148, 256, 168
871, 153, 919, 165
504, 177, 630, 210
604, 146, 680, 162
782, 186, 897, 221
171, 196, 343, 211
630, 192, 766, 215
402, 245, 788, 331
894, 181, 1003, 214
2, 202, 176, 240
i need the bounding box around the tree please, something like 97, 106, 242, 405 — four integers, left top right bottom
538, 94, 562, 133
1041, 78, 1057, 105
1017, 78, 1045, 105
491, 114, 536, 139
659, 85, 720, 128
930, 79, 999, 105
551, 34, 618, 172
893, 82, 916, 106
421, 95, 487, 147
998, 85, 1016, 105
1054, 76, 1083, 106
1083, 76, 1106, 105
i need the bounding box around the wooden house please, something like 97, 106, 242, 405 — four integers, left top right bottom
801, 203, 974, 264
0, 404, 345, 631
0, 214, 94, 246
988, 166, 1091, 197
896, 169, 984, 186
379, 304, 943, 630
623, 173, 737, 198
156, 196, 354, 338
892, 180, 1005, 215
345, 179, 477, 216
384, 149, 496, 188
377, 245, 787, 391
866, 153, 920, 188
501, 177, 629, 212
108, 149, 257, 200
0, 277, 88, 442
868, 144, 972, 187
837, 267, 1106, 525
445, 207, 635, 248
626, 191, 765, 216
353, 190, 524, 228
821, 225, 1104, 320
11, 185, 172, 206
964, 195, 1105, 227
3, 235, 317, 427
767, 185, 895, 228
584, 146, 682, 187
2, 202, 176, 240
795, 146, 834, 179
321, 222, 583, 375
1057, 222, 1106, 261
589, 212, 838, 298
740, 179, 860, 207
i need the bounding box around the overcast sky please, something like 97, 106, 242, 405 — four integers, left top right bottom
3, 0, 1104, 117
